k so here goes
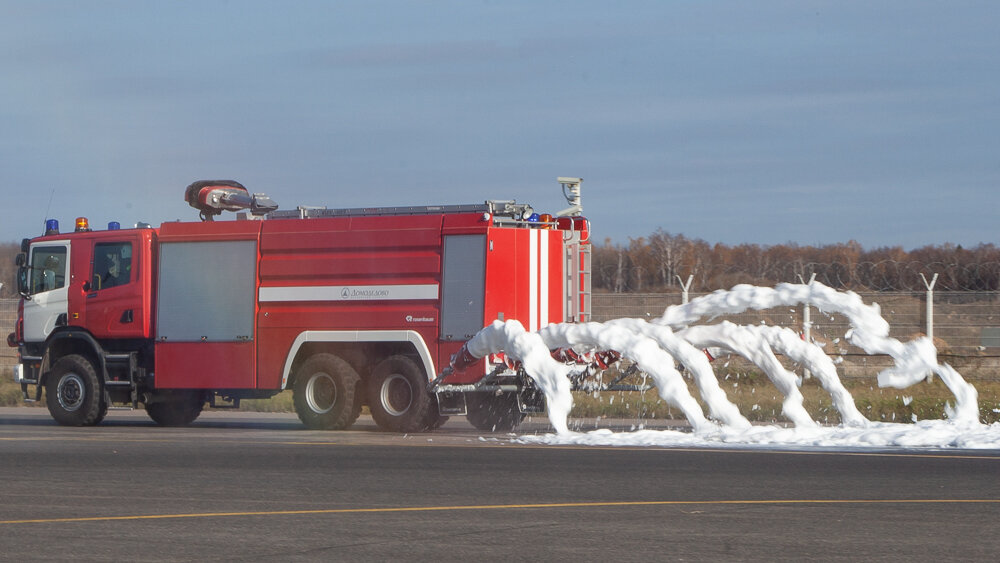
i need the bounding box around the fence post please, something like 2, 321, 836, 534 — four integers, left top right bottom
920, 273, 938, 382
676, 275, 693, 305
920, 273, 938, 341
798, 273, 817, 379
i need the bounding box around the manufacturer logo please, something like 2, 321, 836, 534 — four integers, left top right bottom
405, 315, 435, 323
340, 286, 391, 300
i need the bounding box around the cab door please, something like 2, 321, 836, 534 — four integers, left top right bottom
81, 234, 148, 339
22, 241, 71, 342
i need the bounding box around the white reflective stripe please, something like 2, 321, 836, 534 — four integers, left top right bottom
259, 284, 438, 302
279, 330, 436, 389
529, 229, 538, 332
540, 230, 549, 328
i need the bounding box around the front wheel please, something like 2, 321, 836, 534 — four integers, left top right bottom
46, 354, 104, 426
293, 353, 361, 430
368, 355, 436, 433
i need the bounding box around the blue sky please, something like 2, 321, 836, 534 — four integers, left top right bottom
2, 1, 998, 249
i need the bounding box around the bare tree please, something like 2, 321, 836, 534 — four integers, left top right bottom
591, 231, 1000, 293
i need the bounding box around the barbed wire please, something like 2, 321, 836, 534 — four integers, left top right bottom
596, 261, 1000, 293
756, 261, 1000, 292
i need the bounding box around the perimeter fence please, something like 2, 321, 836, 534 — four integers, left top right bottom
1, 299, 15, 371
593, 291, 1000, 381
4, 292, 1000, 381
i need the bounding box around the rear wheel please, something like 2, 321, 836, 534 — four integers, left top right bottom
46, 354, 103, 426
145, 390, 204, 426
424, 413, 449, 430
466, 392, 525, 432
368, 355, 435, 433
293, 353, 361, 430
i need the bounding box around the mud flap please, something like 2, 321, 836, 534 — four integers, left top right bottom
436, 391, 468, 416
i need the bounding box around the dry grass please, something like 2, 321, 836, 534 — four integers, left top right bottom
237, 390, 295, 412
4, 362, 1000, 425
570, 369, 1000, 425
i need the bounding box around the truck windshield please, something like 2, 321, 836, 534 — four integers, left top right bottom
29, 246, 67, 295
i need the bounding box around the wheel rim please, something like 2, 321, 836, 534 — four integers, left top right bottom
305, 372, 337, 414
56, 373, 85, 412
380, 374, 412, 416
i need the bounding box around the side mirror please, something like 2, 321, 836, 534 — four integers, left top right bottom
20, 238, 30, 253
15, 253, 25, 267
16, 264, 29, 297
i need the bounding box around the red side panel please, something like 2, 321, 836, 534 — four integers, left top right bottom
484, 228, 520, 327
155, 342, 254, 388
255, 214, 462, 389
483, 227, 564, 333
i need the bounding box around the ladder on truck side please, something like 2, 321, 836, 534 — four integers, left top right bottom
565, 234, 591, 323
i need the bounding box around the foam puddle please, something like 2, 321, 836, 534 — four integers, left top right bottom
466, 282, 1000, 450
517, 420, 1000, 450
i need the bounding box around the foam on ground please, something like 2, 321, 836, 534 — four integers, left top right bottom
516, 420, 1000, 450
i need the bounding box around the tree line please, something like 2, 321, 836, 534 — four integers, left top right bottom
592, 230, 1000, 293
4, 232, 1000, 298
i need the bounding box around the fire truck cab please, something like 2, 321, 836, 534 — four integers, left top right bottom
9, 179, 591, 432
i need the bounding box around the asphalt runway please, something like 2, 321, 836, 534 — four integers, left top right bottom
2, 407, 999, 561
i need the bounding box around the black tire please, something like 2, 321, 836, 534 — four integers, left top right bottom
424, 413, 449, 431
145, 391, 204, 426
466, 392, 525, 432
46, 354, 104, 426
368, 355, 435, 433
293, 353, 361, 430
93, 398, 110, 425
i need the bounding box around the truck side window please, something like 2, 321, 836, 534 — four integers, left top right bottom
29, 246, 67, 294
93, 242, 132, 290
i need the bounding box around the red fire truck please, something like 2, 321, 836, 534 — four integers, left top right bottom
8, 178, 591, 432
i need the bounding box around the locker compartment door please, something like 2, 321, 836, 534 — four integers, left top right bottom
440, 234, 486, 341
154, 240, 257, 389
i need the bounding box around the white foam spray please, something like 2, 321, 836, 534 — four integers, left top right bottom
660, 282, 979, 423
460, 282, 994, 448
462, 319, 573, 434
603, 318, 751, 430
537, 322, 714, 432
679, 322, 816, 428
744, 324, 867, 427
